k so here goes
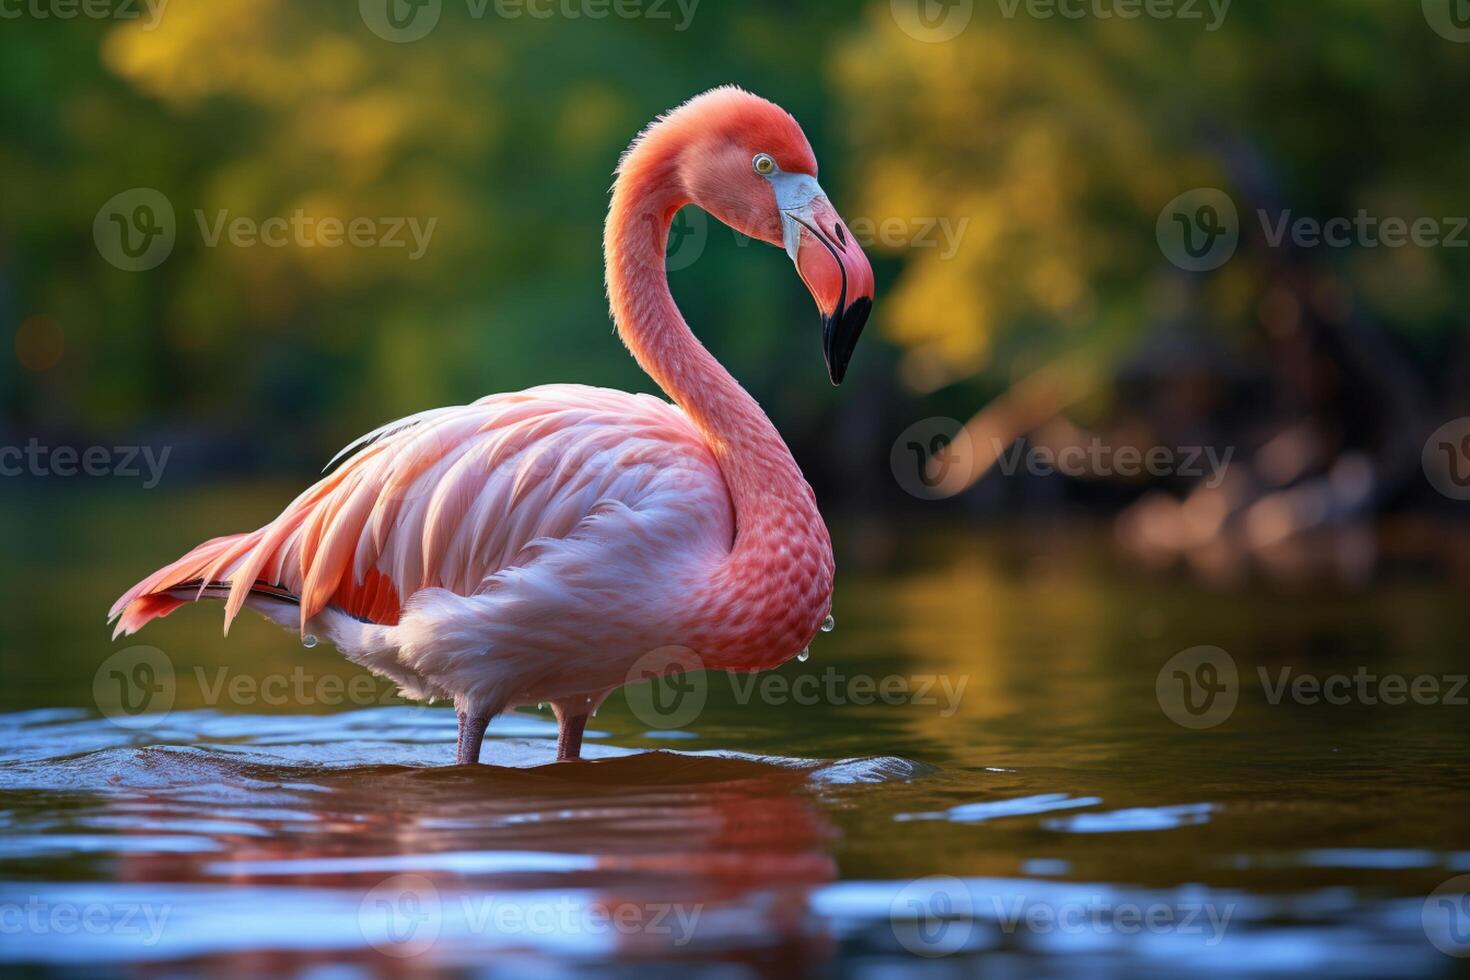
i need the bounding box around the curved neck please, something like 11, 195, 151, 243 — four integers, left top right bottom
603, 155, 810, 524
603, 142, 833, 670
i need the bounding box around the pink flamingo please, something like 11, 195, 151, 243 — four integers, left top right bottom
109, 87, 874, 765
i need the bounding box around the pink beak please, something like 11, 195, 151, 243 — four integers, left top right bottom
780, 185, 875, 385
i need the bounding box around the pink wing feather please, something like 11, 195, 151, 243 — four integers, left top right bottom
108, 384, 721, 639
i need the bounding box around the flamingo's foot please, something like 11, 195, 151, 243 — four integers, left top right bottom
455, 709, 490, 765
550, 691, 610, 762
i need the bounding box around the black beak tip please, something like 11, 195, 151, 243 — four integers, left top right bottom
821, 296, 872, 387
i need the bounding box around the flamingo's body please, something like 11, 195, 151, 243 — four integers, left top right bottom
109, 87, 874, 764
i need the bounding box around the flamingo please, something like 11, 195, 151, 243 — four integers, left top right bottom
108, 87, 875, 765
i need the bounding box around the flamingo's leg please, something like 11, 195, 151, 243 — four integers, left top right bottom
456, 710, 490, 765
550, 692, 609, 762
555, 710, 589, 762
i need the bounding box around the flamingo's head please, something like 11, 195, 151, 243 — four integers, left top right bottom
671, 87, 875, 385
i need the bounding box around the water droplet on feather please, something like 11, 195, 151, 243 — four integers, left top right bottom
797, 648, 810, 663
302, 634, 318, 649
821, 614, 835, 633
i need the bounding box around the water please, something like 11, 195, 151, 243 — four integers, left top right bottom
1, 489, 1468, 975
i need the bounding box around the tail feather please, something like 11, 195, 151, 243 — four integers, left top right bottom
108, 533, 247, 620
109, 518, 399, 639
108, 530, 300, 639
112, 593, 189, 637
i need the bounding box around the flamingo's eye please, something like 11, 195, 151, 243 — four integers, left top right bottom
753, 153, 776, 176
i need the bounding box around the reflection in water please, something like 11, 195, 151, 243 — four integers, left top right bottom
0, 709, 863, 970
1, 519, 1468, 974
0, 706, 1460, 976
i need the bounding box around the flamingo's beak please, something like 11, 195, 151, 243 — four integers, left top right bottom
775, 177, 875, 385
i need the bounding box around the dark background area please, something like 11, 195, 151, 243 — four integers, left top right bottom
3, 0, 1469, 585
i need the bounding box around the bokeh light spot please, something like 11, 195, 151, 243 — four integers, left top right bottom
15, 315, 65, 373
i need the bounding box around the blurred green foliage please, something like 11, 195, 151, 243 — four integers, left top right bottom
1, 0, 1467, 472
